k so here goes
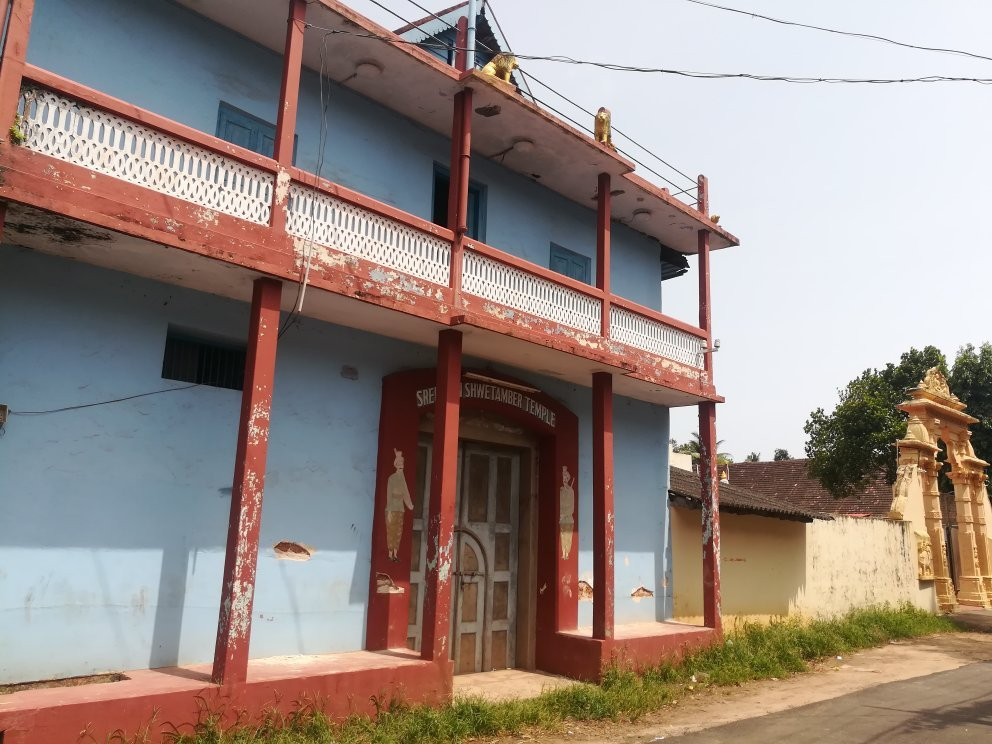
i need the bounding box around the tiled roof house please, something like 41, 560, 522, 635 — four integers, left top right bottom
726, 459, 892, 518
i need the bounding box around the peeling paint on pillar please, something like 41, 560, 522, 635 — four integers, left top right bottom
212, 277, 282, 685
420, 330, 462, 665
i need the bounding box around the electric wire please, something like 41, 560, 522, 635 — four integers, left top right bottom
679, 0, 992, 65
389, 1, 700, 197
9, 384, 201, 416
279, 29, 335, 339
480, 0, 535, 101
308, 26, 992, 85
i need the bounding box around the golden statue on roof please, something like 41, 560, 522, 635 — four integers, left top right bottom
481, 53, 517, 83
594, 107, 615, 150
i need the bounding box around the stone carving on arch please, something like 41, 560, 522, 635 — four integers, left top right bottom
887, 368, 992, 611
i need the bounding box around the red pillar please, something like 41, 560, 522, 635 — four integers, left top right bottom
420, 329, 463, 664
0, 0, 34, 142
447, 90, 472, 306
596, 172, 611, 337
592, 371, 615, 640
212, 278, 283, 685
447, 17, 472, 307
270, 0, 307, 234
696, 175, 721, 633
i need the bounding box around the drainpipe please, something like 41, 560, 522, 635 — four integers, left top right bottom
465, 0, 479, 70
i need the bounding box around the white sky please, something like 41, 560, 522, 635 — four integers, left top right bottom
346, 0, 992, 461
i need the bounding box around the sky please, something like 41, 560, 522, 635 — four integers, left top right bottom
346, 0, 992, 462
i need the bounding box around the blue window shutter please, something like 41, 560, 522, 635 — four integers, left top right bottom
550, 243, 591, 284
216, 102, 295, 163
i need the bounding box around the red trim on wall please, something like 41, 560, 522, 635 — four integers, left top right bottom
213, 278, 283, 685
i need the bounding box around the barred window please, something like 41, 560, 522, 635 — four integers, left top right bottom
161, 328, 246, 391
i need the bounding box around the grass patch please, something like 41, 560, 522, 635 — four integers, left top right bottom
172, 605, 957, 744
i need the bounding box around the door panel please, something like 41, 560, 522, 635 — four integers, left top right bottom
408, 441, 520, 672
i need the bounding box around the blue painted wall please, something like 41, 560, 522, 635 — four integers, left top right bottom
25, 0, 664, 311
0, 248, 670, 681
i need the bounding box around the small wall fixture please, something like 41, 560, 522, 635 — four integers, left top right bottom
632, 208, 652, 223
354, 61, 383, 79
512, 138, 535, 154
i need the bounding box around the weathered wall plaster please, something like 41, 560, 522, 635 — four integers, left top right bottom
0, 249, 672, 683
672, 509, 936, 626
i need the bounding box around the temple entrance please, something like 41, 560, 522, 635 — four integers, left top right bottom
407, 435, 535, 673
886, 368, 992, 610
367, 367, 579, 666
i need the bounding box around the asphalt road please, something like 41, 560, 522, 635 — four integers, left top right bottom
662, 661, 992, 743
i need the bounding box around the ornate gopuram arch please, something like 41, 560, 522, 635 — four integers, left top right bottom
887, 368, 992, 611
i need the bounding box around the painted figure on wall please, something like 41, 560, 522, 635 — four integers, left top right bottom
559, 465, 575, 560
385, 448, 414, 561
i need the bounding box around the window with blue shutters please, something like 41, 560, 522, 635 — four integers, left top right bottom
549, 243, 591, 284
216, 102, 296, 163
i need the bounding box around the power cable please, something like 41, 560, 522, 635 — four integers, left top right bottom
480, 0, 535, 101
279, 29, 335, 339
9, 384, 201, 416
679, 0, 992, 65
378, 4, 700, 196
308, 26, 992, 84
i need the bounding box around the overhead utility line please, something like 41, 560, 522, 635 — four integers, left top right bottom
679, 0, 992, 65
308, 26, 992, 85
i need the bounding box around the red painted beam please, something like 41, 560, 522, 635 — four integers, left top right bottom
0, 0, 33, 136
270, 0, 307, 234
212, 277, 283, 685
420, 330, 462, 664
592, 371, 614, 640
596, 172, 611, 338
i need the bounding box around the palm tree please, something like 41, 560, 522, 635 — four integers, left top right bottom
672, 432, 734, 467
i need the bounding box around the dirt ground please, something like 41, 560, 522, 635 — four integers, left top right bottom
496, 632, 992, 743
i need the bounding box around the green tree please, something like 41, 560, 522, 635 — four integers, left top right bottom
949, 343, 992, 467
773, 448, 792, 461
745, 451, 761, 462
673, 432, 734, 467
804, 346, 948, 498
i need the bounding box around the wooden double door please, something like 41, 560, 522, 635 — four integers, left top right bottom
408, 440, 521, 673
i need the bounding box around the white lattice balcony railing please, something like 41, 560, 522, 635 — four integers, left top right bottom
462, 248, 602, 335
18, 87, 274, 225
610, 305, 705, 368
285, 185, 452, 286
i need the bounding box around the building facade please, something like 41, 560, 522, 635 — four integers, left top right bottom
0, 0, 736, 740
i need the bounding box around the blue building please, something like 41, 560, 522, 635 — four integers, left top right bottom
0, 0, 736, 739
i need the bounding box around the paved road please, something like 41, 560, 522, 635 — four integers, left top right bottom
661, 661, 992, 743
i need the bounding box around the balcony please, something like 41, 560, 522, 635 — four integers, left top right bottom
3, 62, 717, 405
